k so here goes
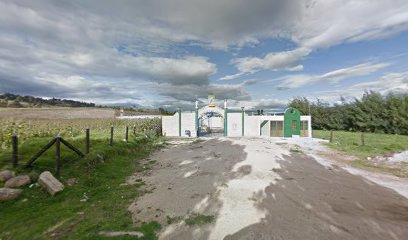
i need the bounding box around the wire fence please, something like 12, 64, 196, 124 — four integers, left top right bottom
0, 118, 161, 175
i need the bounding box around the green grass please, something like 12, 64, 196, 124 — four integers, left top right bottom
313, 130, 408, 159
0, 133, 165, 239
184, 214, 214, 226
166, 215, 183, 225
350, 160, 408, 178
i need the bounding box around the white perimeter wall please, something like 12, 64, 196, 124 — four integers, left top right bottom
227, 113, 242, 137
260, 120, 270, 136
162, 114, 179, 137
181, 112, 197, 137
162, 112, 197, 137
163, 111, 311, 138
244, 116, 260, 137
301, 115, 312, 138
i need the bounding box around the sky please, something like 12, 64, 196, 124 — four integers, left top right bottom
1, 0, 408, 110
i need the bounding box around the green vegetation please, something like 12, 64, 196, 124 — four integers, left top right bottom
0, 93, 95, 108
313, 130, 408, 177
185, 214, 215, 226
350, 160, 408, 178
290, 91, 408, 135
0, 93, 172, 115
0, 118, 161, 155
0, 118, 163, 239
313, 130, 408, 158
166, 215, 183, 225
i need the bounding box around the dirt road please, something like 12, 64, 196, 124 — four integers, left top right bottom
129, 137, 408, 240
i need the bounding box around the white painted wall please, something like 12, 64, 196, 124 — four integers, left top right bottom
260, 120, 270, 136
227, 113, 242, 137
244, 116, 260, 137
259, 115, 284, 121
301, 115, 312, 138
181, 112, 197, 137
162, 112, 197, 137
162, 110, 312, 138
162, 114, 179, 137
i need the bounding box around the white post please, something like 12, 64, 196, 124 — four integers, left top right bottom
308, 116, 312, 138
195, 100, 199, 138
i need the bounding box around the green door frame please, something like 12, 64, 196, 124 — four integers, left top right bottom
284, 107, 301, 137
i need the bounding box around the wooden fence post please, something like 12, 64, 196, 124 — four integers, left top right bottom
125, 126, 129, 143
85, 128, 90, 154
55, 134, 61, 177
110, 126, 114, 146
329, 130, 333, 143
12, 131, 18, 168
361, 132, 365, 146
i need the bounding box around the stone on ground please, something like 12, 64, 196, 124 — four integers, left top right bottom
5, 175, 31, 188
0, 188, 23, 201
65, 178, 79, 186
38, 171, 64, 196
0, 170, 14, 182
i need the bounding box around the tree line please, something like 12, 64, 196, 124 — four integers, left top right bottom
0, 93, 95, 108
289, 91, 408, 135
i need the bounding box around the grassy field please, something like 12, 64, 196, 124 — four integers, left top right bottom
0, 117, 163, 240
313, 130, 408, 177
313, 130, 408, 158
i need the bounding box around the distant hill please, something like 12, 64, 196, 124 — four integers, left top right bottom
0, 93, 95, 108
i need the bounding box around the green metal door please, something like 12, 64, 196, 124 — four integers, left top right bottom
284, 107, 301, 137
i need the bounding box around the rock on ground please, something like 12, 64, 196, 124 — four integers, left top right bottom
65, 178, 79, 186
38, 171, 64, 196
0, 188, 23, 201
5, 175, 31, 188
0, 170, 14, 182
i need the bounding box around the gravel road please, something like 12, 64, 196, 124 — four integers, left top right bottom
129, 137, 408, 240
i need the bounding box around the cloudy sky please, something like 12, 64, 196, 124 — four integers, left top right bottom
1, 0, 408, 110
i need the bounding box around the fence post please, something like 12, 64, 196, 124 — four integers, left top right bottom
55, 134, 61, 177
110, 126, 114, 146
85, 128, 90, 154
125, 126, 129, 143
329, 130, 333, 143
12, 131, 18, 168
361, 132, 365, 146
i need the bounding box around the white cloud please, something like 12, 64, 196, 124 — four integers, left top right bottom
220, 48, 310, 81
305, 71, 408, 103
233, 48, 311, 73
342, 71, 408, 96
226, 98, 288, 110
273, 62, 389, 89
1, 0, 408, 106
293, 0, 408, 48
219, 72, 246, 81
153, 82, 251, 102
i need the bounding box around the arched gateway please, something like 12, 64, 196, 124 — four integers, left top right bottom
161, 96, 312, 138
198, 105, 224, 137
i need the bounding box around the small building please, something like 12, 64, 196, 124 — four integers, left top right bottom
162, 99, 312, 138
